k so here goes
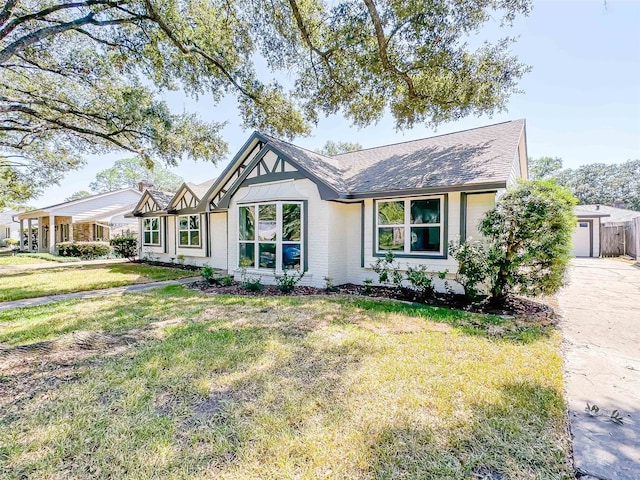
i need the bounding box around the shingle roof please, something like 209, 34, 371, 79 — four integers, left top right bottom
575, 205, 640, 223
261, 119, 525, 196
187, 179, 217, 200
148, 190, 175, 209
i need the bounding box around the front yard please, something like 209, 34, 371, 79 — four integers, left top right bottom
0, 287, 571, 479
0, 263, 195, 302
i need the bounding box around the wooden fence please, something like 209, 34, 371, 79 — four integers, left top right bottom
602, 218, 639, 258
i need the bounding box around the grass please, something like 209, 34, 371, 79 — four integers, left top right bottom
17, 252, 84, 263
0, 264, 195, 302
0, 255, 46, 266
0, 288, 572, 479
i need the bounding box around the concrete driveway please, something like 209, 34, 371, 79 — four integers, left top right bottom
557, 258, 640, 479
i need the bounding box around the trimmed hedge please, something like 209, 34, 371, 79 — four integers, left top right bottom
110, 235, 138, 261
57, 241, 112, 258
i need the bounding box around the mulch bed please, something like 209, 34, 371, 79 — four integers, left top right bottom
188, 280, 556, 322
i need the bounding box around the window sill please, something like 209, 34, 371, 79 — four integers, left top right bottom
373, 252, 447, 260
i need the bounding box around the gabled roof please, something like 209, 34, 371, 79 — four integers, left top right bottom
575, 205, 640, 223
187, 179, 217, 199
147, 190, 174, 210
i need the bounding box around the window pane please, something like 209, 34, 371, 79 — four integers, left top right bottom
180, 231, 188, 245
259, 243, 276, 269
144, 232, 151, 244
152, 232, 159, 244
239, 243, 255, 267
189, 215, 199, 230
410, 227, 440, 252
411, 199, 440, 224
144, 219, 150, 230
378, 227, 404, 251
151, 218, 159, 231
179, 217, 188, 230
190, 231, 200, 245
282, 204, 301, 241
258, 204, 277, 241
378, 201, 404, 225
282, 243, 301, 270
239, 206, 255, 240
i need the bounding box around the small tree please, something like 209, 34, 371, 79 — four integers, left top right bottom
479, 180, 577, 302
110, 235, 138, 261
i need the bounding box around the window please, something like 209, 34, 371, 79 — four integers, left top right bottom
143, 217, 160, 245
178, 215, 200, 247
238, 202, 302, 270
94, 224, 105, 240
5, 227, 10, 238
376, 196, 444, 255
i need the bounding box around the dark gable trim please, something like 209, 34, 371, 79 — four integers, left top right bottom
199, 132, 267, 212
344, 182, 506, 200
216, 144, 340, 209
371, 194, 449, 261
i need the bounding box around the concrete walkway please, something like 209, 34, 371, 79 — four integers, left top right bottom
0, 277, 200, 311
0, 257, 128, 272
557, 258, 640, 480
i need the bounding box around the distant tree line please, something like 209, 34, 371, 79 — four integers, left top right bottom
528, 157, 640, 211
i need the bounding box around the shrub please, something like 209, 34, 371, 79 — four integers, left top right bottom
200, 265, 217, 283
110, 235, 137, 261
362, 279, 373, 295
4, 238, 19, 247
467, 180, 577, 303
275, 269, 305, 293
57, 241, 112, 258
220, 275, 234, 287
449, 240, 489, 300
323, 276, 338, 293
372, 252, 404, 289
405, 265, 437, 299
239, 269, 264, 292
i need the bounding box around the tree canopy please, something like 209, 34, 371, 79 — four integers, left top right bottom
89, 157, 183, 193
529, 157, 640, 210
317, 141, 363, 156
1, 0, 532, 207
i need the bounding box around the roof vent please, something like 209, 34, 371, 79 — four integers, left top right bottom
596, 204, 600, 210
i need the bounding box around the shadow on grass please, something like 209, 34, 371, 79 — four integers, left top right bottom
332, 296, 550, 344
368, 381, 570, 479
0, 292, 569, 479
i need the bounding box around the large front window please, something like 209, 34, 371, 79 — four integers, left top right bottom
143, 217, 160, 245
178, 215, 200, 247
376, 196, 444, 255
238, 202, 302, 270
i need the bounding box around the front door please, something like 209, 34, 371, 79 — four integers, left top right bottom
573, 221, 592, 257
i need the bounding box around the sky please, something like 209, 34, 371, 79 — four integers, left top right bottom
34, 0, 640, 207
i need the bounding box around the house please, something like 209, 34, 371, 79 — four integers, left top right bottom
0, 210, 21, 246
573, 204, 640, 258
130, 119, 528, 290
17, 188, 143, 253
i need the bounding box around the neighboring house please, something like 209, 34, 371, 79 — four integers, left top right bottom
0, 210, 21, 246
129, 119, 528, 290
18, 188, 143, 253
573, 204, 640, 258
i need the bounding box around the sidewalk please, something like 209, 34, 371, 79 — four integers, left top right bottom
0, 277, 200, 311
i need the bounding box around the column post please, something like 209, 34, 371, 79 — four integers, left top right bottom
19, 219, 24, 249
49, 214, 56, 253
27, 218, 33, 251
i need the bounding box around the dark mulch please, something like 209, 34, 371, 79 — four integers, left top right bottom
189, 280, 555, 322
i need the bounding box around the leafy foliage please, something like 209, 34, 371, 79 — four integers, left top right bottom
200, 265, 217, 283
529, 157, 640, 211
479, 180, 577, 301
57, 241, 112, 258
89, 157, 183, 193
449, 240, 490, 300
372, 252, 404, 288
274, 269, 305, 293
1, 0, 532, 206
110, 234, 138, 261
317, 141, 362, 156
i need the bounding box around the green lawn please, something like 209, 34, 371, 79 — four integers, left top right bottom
0, 263, 195, 302
0, 255, 48, 266
0, 288, 571, 479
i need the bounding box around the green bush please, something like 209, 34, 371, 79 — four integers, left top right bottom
372, 252, 404, 289
3, 238, 19, 247
220, 275, 234, 287
57, 241, 112, 258
200, 265, 217, 283
405, 265, 437, 299
110, 235, 137, 261
239, 268, 264, 292
362, 279, 373, 295
449, 240, 489, 300
454, 180, 577, 303
275, 269, 305, 293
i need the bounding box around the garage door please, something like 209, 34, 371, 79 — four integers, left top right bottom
573, 221, 592, 257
